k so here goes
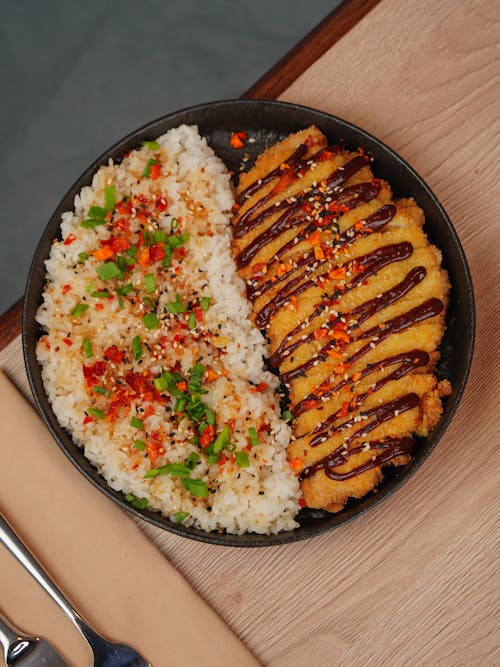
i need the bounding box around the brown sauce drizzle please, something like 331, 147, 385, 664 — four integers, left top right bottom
301, 435, 415, 481
233, 154, 369, 242
308, 391, 420, 448
258, 241, 413, 331
280, 297, 443, 384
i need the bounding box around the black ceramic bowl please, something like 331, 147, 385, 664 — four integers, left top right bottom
23, 100, 475, 546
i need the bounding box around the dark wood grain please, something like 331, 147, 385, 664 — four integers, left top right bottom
243, 0, 381, 99
0, 0, 379, 352
0, 298, 22, 351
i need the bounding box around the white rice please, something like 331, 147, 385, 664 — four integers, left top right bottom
36, 125, 300, 534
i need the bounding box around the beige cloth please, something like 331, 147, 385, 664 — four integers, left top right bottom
0, 372, 260, 667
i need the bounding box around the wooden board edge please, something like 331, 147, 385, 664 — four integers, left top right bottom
243, 0, 381, 100
0, 298, 23, 352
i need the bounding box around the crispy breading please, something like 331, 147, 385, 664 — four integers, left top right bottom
232, 128, 451, 513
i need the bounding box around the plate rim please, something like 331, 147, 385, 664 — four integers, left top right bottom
22, 98, 475, 547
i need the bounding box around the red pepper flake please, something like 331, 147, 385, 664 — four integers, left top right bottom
62, 338, 73, 346
138, 247, 150, 267
218, 452, 227, 467
176, 381, 188, 391
95, 303, 104, 311
147, 438, 163, 467
313, 328, 328, 340
155, 195, 168, 212
150, 163, 161, 180
104, 345, 125, 364
270, 168, 298, 196
298, 497, 307, 507
200, 425, 215, 448
62, 284, 72, 295
230, 132, 245, 149
110, 236, 131, 253
251, 262, 267, 279
251, 382, 268, 393
63, 234, 76, 246
336, 401, 350, 418
302, 399, 318, 411
150, 242, 165, 263
193, 307, 203, 323
289, 457, 303, 472
82, 360, 107, 388
83, 415, 93, 425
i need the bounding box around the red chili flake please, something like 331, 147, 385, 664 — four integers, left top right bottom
177, 247, 186, 260
82, 360, 107, 387
302, 399, 318, 411
230, 132, 245, 149
150, 163, 161, 180
116, 200, 132, 215
193, 307, 203, 323
298, 498, 307, 508
125, 372, 150, 394
62, 284, 71, 294
200, 425, 215, 448
110, 236, 131, 253
176, 381, 188, 391
251, 382, 269, 393
313, 328, 328, 340
155, 196, 168, 212
83, 415, 93, 425
336, 401, 350, 418
104, 345, 125, 364
62, 338, 73, 346
147, 438, 163, 467
63, 234, 76, 246
270, 168, 298, 196
149, 243, 165, 263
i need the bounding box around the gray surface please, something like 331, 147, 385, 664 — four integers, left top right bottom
0, 0, 339, 313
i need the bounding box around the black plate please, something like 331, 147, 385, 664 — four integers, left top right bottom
23, 100, 475, 546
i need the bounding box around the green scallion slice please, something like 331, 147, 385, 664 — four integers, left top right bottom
90, 290, 109, 299
169, 232, 190, 248
131, 335, 143, 361
93, 386, 110, 397
153, 229, 168, 243
248, 427, 259, 447
143, 158, 157, 177
144, 274, 156, 294
162, 246, 173, 268
207, 453, 221, 465
78, 252, 89, 262
87, 407, 105, 419
181, 477, 209, 498
170, 218, 178, 231
200, 297, 211, 311
82, 337, 93, 358
166, 294, 186, 314
130, 416, 143, 430
80, 218, 106, 229
104, 185, 116, 212
212, 426, 230, 454
134, 439, 147, 451
117, 283, 133, 296
88, 206, 106, 219
174, 397, 187, 413
141, 140, 160, 150
235, 451, 250, 468
96, 261, 123, 282
187, 312, 196, 329
174, 511, 189, 523
144, 463, 191, 479
205, 410, 216, 426
153, 374, 169, 391
185, 452, 200, 469
142, 312, 159, 329
85, 281, 94, 294
70, 303, 89, 317
282, 410, 294, 423
124, 493, 148, 509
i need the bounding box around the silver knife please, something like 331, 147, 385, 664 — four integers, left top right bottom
0, 610, 70, 666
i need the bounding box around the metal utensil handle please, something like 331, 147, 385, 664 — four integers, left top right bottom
0, 612, 21, 659
0, 513, 87, 637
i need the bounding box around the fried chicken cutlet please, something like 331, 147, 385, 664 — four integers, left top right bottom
231, 126, 451, 512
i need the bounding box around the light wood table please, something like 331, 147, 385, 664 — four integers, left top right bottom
1, 1, 498, 664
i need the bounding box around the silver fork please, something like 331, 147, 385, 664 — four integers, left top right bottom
0, 513, 151, 667
0, 610, 70, 666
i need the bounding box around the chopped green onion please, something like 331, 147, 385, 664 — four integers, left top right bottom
169, 232, 190, 248
80, 218, 106, 229
207, 453, 221, 465
212, 426, 230, 454
170, 218, 178, 231
174, 397, 187, 413
142, 312, 159, 329
88, 206, 106, 219
130, 416, 143, 430
131, 335, 143, 361
153, 374, 169, 391
235, 451, 250, 468
162, 246, 173, 268
205, 410, 216, 426
85, 281, 94, 294
185, 452, 200, 469
82, 337, 93, 358
70, 303, 89, 317
90, 290, 109, 299
174, 511, 189, 523
87, 407, 105, 419
96, 261, 123, 282
134, 439, 147, 451
187, 312, 196, 329
78, 252, 89, 262
153, 230, 168, 243
144, 274, 156, 294
248, 427, 259, 447
200, 297, 211, 311
93, 386, 110, 397
181, 477, 209, 498
144, 463, 191, 479
117, 283, 134, 296
124, 493, 148, 509
104, 185, 116, 212
143, 158, 157, 177
190, 436, 200, 446
282, 410, 294, 423
190, 363, 205, 377
141, 140, 160, 150
117, 295, 124, 309
166, 294, 186, 314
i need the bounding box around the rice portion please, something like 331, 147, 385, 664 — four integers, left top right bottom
36, 125, 300, 534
